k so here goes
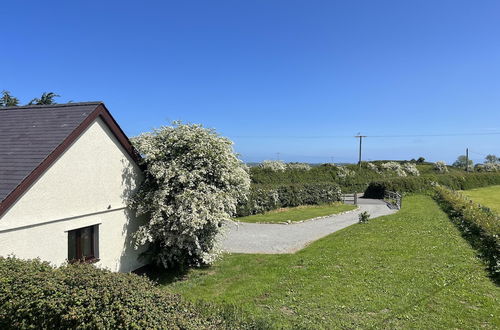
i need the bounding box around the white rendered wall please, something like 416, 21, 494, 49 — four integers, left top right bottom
0, 118, 147, 272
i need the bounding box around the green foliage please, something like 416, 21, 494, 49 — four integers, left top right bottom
0, 90, 19, 107
462, 185, 500, 214
358, 211, 370, 223
130, 122, 250, 268
236, 203, 356, 223
28, 92, 60, 105
453, 155, 473, 170
433, 186, 500, 280
0, 257, 268, 329
364, 172, 500, 198
485, 154, 498, 164
236, 183, 342, 217
166, 196, 500, 328
249, 164, 382, 193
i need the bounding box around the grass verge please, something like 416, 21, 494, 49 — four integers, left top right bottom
235, 203, 356, 223
159, 195, 500, 329
462, 185, 500, 214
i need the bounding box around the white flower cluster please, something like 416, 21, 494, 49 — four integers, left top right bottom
287, 162, 312, 171
476, 163, 500, 172
259, 160, 286, 171
367, 162, 419, 176
402, 163, 420, 176
366, 162, 381, 173
434, 161, 448, 173
129, 122, 250, 268
380, 162, 407, 177
335, 165, 354, 178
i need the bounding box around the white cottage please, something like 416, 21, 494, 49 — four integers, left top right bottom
0, 102, 146, 272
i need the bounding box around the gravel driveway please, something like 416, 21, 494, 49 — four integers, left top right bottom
221, 198, 397, 254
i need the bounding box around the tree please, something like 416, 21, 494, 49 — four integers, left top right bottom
485, 154, 498, 164
453, 155, 473, 170
0, 90, 20, 107
29, 92, 60, 105
130, 122, 250, 268
416, 157, 425, 164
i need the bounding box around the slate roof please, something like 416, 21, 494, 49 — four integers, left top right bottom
0, 102, 102, 203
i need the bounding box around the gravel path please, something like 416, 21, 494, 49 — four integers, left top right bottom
221, 198, 397, 254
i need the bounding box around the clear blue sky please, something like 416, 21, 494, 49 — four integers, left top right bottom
2, 1, 500, 164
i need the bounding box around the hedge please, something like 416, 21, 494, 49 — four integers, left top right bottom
236, 182, 342, 217
433, 186, 500, 281
250, 164, 381, 191
364, 172, 500, 198
0, 257, 270, 329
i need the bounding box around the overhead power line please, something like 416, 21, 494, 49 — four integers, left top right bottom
229, 132, 500, 139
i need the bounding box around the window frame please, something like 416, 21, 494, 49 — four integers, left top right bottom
67, 224, 100, 263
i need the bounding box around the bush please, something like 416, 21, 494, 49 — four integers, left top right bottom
434, 161, 448, 173
364, 172, 500, 198
286, 162, 311, 171
475, 163, 499, 172
358, 211, 370, 223
249, 164, 382, 193
402, 163, 420, 176
0, 257, 269, 329
236, 183, 342, 217
433, 186, 500, 280
259, 160, 286, 171
130, 122, 250, 268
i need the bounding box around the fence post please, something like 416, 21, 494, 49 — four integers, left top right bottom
354, 191, 358, 205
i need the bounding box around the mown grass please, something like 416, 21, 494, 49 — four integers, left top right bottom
235, 203, 356, 223
462, 185, 500, 214
160, 195, 500, 329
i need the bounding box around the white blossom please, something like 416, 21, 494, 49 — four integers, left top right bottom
287, 162, 311, 171
434, 161, 448, 173
335, 165, 354, 178
259, 160, 286, 171
402, 163, 420, 176
129, 122, 250, 268
380, 162, 407, 177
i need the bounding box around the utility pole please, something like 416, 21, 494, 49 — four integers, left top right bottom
276, 152, 280, 161
465, 148, 469, 172
355, 135, 367, 167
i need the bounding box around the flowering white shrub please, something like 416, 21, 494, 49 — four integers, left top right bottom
259, 160, 286, 171
476, 163, 499, 172
380, 162, 407, 177
286, 162, 312, 171
366, 162, 380, 173
129, 122, 250, 268
335, 165, 354, 178
434, 161, 448, 173
402, 163, 420, 176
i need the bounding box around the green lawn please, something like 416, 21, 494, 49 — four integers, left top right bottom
462, 185, 500, 214
235, 203, 356, 223
160, 195, 500, 329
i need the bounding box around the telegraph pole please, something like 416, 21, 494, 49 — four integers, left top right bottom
355, 134, 367, 167
465, 148, 469, 172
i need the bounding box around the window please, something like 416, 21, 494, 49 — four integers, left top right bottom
68, 225, 99, 262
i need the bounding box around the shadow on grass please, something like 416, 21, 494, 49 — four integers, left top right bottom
433, 200, 499, 286
134, 264, 211, 285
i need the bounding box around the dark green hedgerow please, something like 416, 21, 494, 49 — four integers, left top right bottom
364, 172, 500, 198
236, 182, 342, 217
433, 186, 500, 282
0, 257, 271, 330
249, 164, 381, 193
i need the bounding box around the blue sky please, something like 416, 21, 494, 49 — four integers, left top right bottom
2, 1, 500, 164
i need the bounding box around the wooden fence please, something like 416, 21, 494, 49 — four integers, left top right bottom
384, 190, 402, 209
